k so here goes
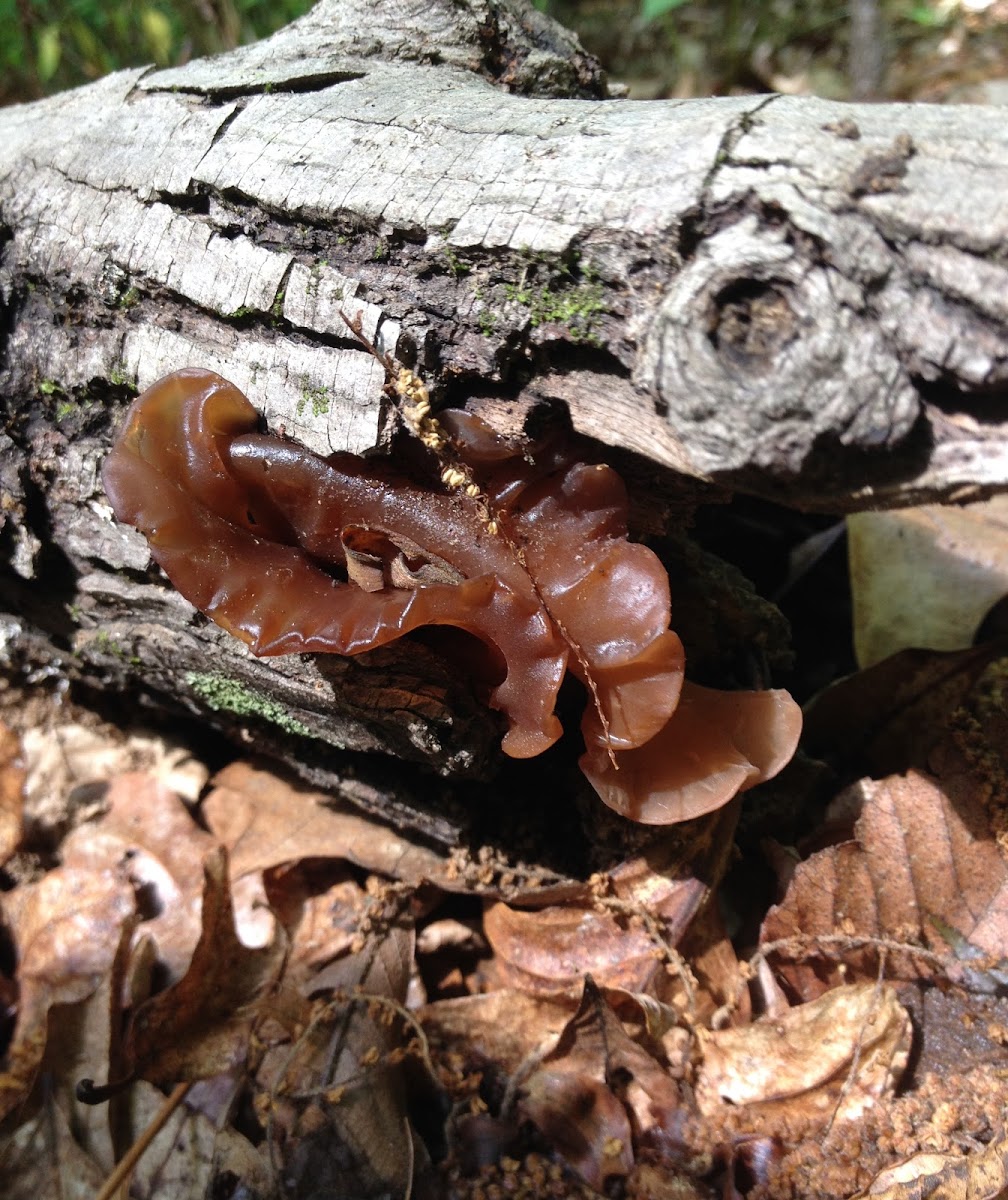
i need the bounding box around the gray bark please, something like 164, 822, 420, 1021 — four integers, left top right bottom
1, 0, 1007, 845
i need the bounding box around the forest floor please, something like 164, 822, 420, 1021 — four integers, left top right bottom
1, 480, 1007, 1200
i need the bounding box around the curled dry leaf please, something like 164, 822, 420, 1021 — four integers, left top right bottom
480, 831, 737, 1009
695, 983, 911, 1125
858, 1125, 1008, 1199
761, 767, 1008, 1000
125, 847, 285, 1087
103, 369, 801, 825
60, 771, 217, 983
520, 978, 684, 1191
482, 900, 664, 996
0, 867, 135, 1120
480, 818, 740, 1001
0, 722, 24, 867
202, 759, 451, 886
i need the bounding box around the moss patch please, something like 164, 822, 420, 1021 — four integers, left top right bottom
185, 671, 312, 738
297, 377, 331, 417
503, 259, 606, 343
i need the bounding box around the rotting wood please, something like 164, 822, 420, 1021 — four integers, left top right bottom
1, 0, 1007, 841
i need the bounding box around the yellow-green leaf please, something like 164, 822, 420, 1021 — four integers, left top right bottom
141, 8, 174, 66
36, 25, 62, 83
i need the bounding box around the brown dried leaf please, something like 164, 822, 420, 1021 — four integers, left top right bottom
479, 833, 725, 1003
120, 1080, 272, 1200
802, 643, 1006, 777
256, 920, 420, 1200
203, 760, 454, 886
761, 768, 1008, 999
522, 1071, 633, 1190
695, 983, 911, 1124
608, 843, 714, 947
126, 847, 284, 1086
39, 921, 135, 1170
0, 722, 23, 866
0, 1095, 106, 1199
20, 721, 207, 847
602, 987, 692, 1072
61, 771, 218, 982
858, 1125, 1008, 1198
520, 978, 684, 1190
265, 872, 368, 993
677, 899, 752, 1026
421, 989, 575, 1077
0, 868, 135, 1120
483, 900, 663, 996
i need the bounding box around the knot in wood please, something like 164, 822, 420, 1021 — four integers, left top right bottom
708, 279, 797, 370
637, 215, 919, 480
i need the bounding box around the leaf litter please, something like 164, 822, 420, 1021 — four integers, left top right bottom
3, 516, 1008, 1199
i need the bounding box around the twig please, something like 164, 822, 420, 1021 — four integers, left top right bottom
719, 932, 973, 1023
596, 893, 698, 1024
94, 1081, 191, 1200
822, 946, 888, 1140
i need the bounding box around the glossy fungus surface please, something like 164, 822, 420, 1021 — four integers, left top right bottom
102, 368, 802, 824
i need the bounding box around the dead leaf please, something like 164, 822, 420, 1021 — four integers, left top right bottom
20, 721, 207, 845
0, 1094, 106, 1199
608, 846, 713, 947
602, 987, 691, 1069
421, 989, 575, 1076
695, 983, 911, 1123
61, 771, 218, 982
204, 760, 454, 886
256, 920, 421, 1200
802, 644, 1006, 778
266, 870, 368, 992
39, 915, 135, 1171
848, 497, 1008, 667
858, 1124, 1008, 1198
520, 978, 684, 1190
677, 899, 752, 1027
761, 767, 1008, 999
415, 915, 487, 998
482, 900, 663, 996
0, 867, 135, 1120
0, 722, 23, 866
125, 847, 284, 1086
522, 1070, 633, 1190
116, 1080, 272, 1200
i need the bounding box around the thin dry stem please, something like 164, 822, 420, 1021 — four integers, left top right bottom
94, 1081, 191, 1200
821, 947, 889, 1140
596, 893, 698, 1024
721, 932, 983, 1023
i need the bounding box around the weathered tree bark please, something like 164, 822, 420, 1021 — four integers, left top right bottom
1, 0, 1007, 850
